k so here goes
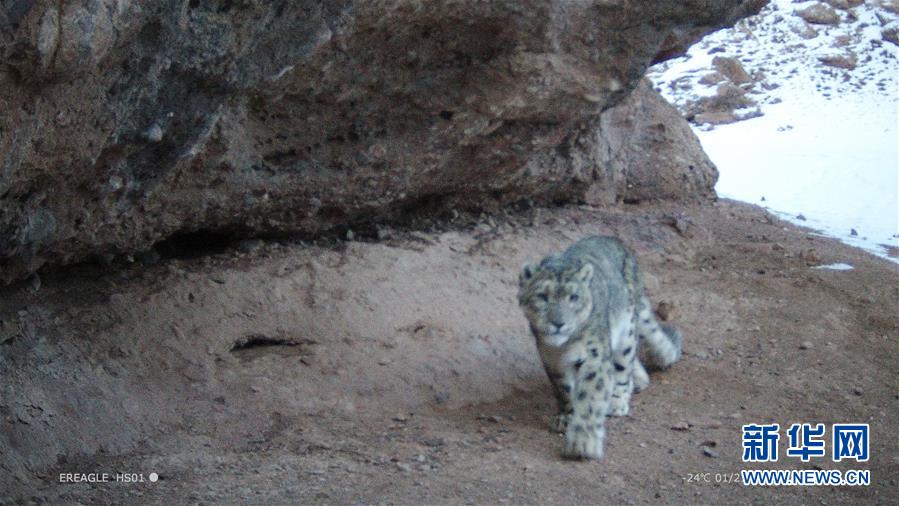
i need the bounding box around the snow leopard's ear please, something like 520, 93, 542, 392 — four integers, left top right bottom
576, 263, 594, 283
520, 263, 536, 286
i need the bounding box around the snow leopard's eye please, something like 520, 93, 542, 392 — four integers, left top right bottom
569, 293, 579, 303
536, 293, 548, 302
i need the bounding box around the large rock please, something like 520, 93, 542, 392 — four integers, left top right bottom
883, 21, 899, 46
0, 0, 765, 283
683, 82, 757, 123
712, 56, 753, 85
475, 78, 720, 209
795, 3, 842, 25
597, 79, 719, 203
817, 52, 858, 69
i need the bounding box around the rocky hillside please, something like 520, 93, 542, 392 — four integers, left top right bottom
0, 0, 765, 284
648, 0, 898, 261
648, 0, 899, 127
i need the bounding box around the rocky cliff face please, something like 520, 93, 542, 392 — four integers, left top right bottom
0, 0, 765, 283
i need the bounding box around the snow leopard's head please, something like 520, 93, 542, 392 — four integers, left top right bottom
518, 256, 594, 347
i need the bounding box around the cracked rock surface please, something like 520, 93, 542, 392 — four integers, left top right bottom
1, 0, 764, 283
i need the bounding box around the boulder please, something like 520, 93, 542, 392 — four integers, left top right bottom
883, 22, 899, 46
597, 80, 719, 203
875, 0, 899, 15
791, 21, 820, 39
693, 111, 739, 126
825, 0, 851, 9
817, 52, 858, 69
795, 4, 842, 25
684, 82, 757, 123
831, 35, 853, 47
712, 56, 753, 85
0, 0, 766, 283
699, 71, 727, 85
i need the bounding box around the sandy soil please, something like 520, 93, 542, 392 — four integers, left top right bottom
1, 199, 897, 504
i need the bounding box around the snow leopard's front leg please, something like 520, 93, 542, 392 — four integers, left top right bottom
609, 311, 638, 416
542, 362, 575, 433
562, 347, 613, 460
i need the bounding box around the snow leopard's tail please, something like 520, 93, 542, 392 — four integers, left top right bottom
636, 295, 682, 369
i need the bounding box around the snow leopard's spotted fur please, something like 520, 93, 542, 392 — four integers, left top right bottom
518, 236, 682, 460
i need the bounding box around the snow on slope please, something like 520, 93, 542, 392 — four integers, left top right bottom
649, 0, 899, 263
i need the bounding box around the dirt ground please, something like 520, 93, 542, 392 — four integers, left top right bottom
1, 199, 897, 504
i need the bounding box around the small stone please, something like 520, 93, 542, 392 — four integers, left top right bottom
396, 462, 412, 473
853, 387, 864, 396
144, 123, 164, 142
670, 422, 691, 431
702, 446, 720, 458
346, 229, 355, 241
800, 249, 822, 266
656, 302, 674, 321
796, 213, 806, 221
800, 341, 813, 350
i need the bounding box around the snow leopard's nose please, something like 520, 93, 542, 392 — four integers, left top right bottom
550, 321, 564, 332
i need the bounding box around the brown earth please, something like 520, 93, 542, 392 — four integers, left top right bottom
1, 198, 897, 504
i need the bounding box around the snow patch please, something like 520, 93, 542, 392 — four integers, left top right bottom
649, 0, 899, 264
814, 263, 855, 271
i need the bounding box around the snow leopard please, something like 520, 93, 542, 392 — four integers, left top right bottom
518, 235, 682, 460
